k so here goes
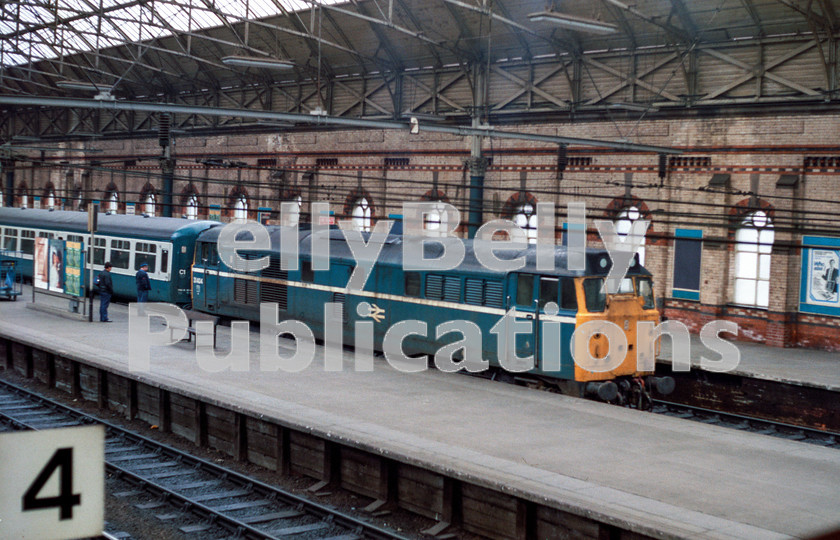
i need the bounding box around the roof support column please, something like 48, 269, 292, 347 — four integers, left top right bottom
467, 62, 489, 239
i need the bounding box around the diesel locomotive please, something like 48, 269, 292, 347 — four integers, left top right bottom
0, 208, 673, 405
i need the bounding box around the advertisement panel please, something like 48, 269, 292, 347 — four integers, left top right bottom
64, 241, 84, 297
800, 236, 840, 316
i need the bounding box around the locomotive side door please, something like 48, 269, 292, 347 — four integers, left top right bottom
512, 273, 537, 370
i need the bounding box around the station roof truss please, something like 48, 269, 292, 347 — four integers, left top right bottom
0, 0, 838, 141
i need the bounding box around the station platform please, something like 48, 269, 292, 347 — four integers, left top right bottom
657, 333, 840, 392
1, 290, 839, 539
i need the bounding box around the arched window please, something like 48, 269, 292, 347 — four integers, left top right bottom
20, 192, 29, 209
106, 191, 118, 213
144, 193, 156, 215
422, 202, 449, 235
352, 198, 372, 232
45, 190, 55, 210
186, 195, 199, 220
233, 196, 248, 221
616, 206, 646, 266
734, 210, 774, 308
0, 189, 4, 208
514, 203, 538, 244
286, 194, 302, 226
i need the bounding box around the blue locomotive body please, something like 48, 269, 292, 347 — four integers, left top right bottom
191, 225, 662, 389
0, 208, 217, 304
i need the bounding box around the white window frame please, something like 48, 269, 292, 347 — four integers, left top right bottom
233, 196, 248, 221
186, 195, 199, 220
733, 210, 774, 308
616, 206, 646, 266
514, 203, 538, 244
144, 193, 156, 216
352, 197, 372, 232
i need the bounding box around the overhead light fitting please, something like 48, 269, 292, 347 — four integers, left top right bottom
527, 11, 618, 34
55, 80, 111, 92
607, 102, 659, 112
221, 55, 294, 70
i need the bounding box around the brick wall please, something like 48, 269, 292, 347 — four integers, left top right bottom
9, 111, 840, 351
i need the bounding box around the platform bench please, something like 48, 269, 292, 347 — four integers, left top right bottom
169, 309, 219, 348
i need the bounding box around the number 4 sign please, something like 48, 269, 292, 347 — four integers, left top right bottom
0, 425, 104, 540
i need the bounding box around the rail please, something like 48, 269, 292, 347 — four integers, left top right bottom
0, 379, 409, 540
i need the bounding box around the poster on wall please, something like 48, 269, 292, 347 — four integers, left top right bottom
800, 236, 840, 316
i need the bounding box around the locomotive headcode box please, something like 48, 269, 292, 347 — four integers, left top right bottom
0, 425, 104, 540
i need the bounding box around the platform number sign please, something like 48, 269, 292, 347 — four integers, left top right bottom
0, 425, 104, 540
22, 447, 81, 519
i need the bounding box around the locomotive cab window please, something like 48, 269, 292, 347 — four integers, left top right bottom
539, 277, 558, 311
516, 274, 534, 307
637, 277, 655, 309
301, 260, 314, 283
561, 277, 578, 311
583, 278, 606, 313
404, 272, 421, 297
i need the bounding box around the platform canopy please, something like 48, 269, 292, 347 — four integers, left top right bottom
0, 0, 837, 135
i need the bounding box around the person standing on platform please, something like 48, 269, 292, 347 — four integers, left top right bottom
98, 262, 113, 322
135, 262, 151, 312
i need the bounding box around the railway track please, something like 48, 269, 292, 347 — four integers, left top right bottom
652, 399, 840, 449
0, 379, 409, 540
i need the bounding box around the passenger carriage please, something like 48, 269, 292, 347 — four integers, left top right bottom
0, 208, 217, 304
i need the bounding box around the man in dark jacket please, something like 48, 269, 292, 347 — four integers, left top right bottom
98, 262, 113, 322
135, 262, 151, 303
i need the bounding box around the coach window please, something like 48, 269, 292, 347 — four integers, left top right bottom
734, 210, 774, 308
186, 195, 199, 220
404, 272, 421, 297
135, 242, 157, 272
111, 239, 130, 269
20, 230, 35, 255
616, 206, 645, 266
513, 203, 538, 244
3, 228, 17, 251
516, 274, 535, 307
93, 238, 106, 265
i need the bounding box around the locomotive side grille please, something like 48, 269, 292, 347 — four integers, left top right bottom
465, 278, 483, 305
332, 293, 348, 323
426, 275, 444, 300
485, 281, 503, 308
260, 258, 288, 310
444, 276, 460, 302
234, 278, 258, 305
260, 281, 287, 310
